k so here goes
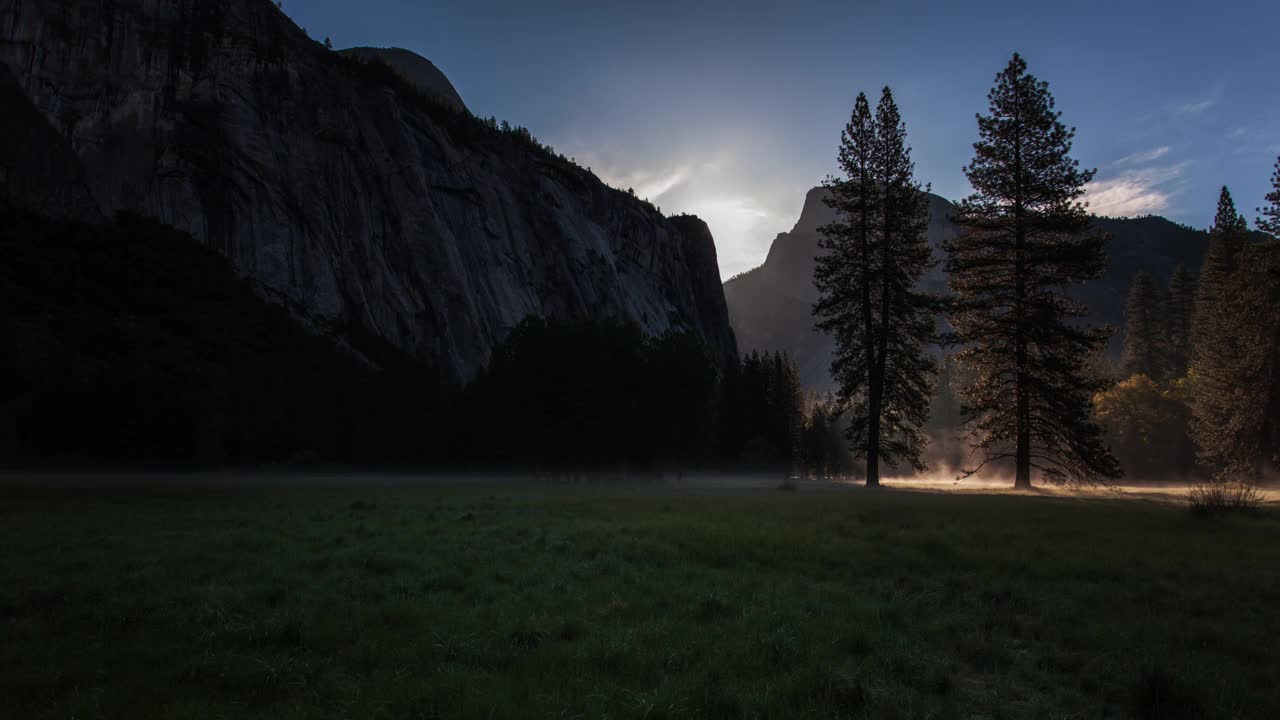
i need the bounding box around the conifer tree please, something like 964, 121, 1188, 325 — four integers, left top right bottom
814, 88, 939, 486
1121, 271, 1163, 379
1191, 187, 1248, 359
943, 54, 1120, 487
1191, 187, 1280, 481
1260, 155, 1280, 238
771, 352, 805, 475
1164, 265, 1196, 379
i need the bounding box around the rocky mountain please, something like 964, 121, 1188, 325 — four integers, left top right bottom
724, 187, 1209, 389
0, 0, 736, 381
339, 47, 467, 113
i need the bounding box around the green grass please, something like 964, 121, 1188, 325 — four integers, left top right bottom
2, 481, 1278, 719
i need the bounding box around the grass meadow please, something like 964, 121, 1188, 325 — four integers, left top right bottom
2, 478, 1277, 719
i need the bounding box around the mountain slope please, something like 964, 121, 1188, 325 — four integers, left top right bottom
724, 188, 957, 387
724, 187, 1209, 389
0, 0, 736, 380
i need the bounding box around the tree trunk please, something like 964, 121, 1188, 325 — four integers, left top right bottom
1015, 402, 1032, 488
1012, 122, 1031, 490
866, 398, 881, 488
1013, 229, 1032, 490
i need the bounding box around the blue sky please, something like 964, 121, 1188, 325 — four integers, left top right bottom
286, 0, 1280, 277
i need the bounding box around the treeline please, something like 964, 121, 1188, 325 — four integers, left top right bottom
457, 326, 854, 477
0, 211, 825, 474
1098, 177, 1280, 482
455, 319, 719, 473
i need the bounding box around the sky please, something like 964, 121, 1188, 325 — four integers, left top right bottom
286, 0, 1280, 278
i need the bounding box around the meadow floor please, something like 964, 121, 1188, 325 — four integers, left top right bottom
2, 475, 1278, 719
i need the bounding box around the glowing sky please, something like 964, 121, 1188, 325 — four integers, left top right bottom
286, 0, 1280, 278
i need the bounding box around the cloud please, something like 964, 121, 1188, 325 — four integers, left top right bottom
1116, 146, 1170, 166
1084, 164, 1185, 218
1175, 99, 1215, 115
587, 162, 688, 203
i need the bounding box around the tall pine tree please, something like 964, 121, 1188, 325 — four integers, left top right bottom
1260, 155, 1280, 238
1121, 271, 1163, 379
814, 88, 938, 486
1164, 264, 1196, 379
944, 54, 1120, 487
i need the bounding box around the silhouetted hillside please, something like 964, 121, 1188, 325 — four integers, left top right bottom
0, 212, 446, 465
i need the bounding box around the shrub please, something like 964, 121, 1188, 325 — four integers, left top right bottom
1188, 481, 1264, 515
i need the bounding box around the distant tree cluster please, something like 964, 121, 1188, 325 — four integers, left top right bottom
719, 351, 806, 472
460, 324, 853, 477
1187, 184, 1280, 482
799, 392, 859, 480
1095, 172, 1280, 483
458, 318, 720, 476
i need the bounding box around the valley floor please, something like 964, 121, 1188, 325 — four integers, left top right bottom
2, 476, 1277, 719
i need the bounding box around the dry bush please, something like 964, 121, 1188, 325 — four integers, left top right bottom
1188, 481, 1264, 515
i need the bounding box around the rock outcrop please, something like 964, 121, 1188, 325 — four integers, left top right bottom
0, 0, 737, 379
339, 47, 467, 113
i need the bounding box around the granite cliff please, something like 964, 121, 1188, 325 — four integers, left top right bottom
0, 0, 736, 380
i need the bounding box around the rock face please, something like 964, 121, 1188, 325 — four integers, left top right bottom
724, 186, 1209, 389
339, 47, 467, 113
0, 0, 736, 379
724, 188, 956, 387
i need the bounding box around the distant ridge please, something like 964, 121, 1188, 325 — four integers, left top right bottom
724, 186, 1211, 389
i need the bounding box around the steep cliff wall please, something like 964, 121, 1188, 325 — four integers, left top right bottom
0, 0, 736, 379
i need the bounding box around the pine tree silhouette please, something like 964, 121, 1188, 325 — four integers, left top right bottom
944, 54, 1120, 487
814, 88, 940, 486
1121, 271, 1163, 379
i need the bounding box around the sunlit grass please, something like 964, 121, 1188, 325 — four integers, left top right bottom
2, 480, 1277, 718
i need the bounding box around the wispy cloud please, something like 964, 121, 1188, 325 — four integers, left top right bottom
1116, 146, 1170, 166
1175, 99, 1215, 115
1085, 164, 1186, 218
587, 162, 688, 203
